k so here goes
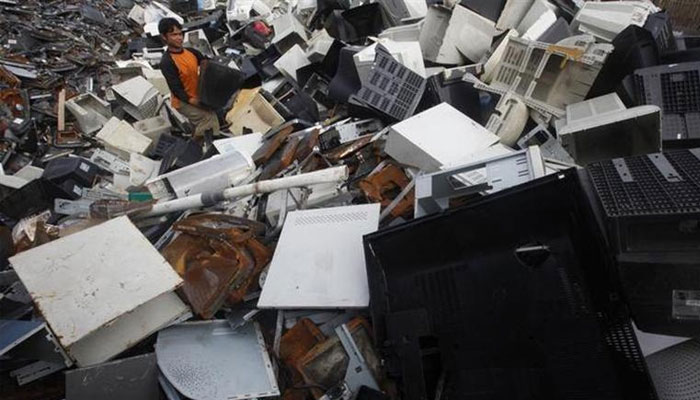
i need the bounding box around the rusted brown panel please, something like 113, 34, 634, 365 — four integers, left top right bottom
253, 125, 294, 165
259, 136, 301, 180
294, 128, 320, 162
0, 65, 21, 87
184, 249, 252, 319
297, 318, 381, 398
325, 136, 373, 162
161, 213, 271, 318
359, 164, 414, 218
281, 318, 326, 367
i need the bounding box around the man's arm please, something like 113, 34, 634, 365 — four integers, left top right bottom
160, 54, 192, 105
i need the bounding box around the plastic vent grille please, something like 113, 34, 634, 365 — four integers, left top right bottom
602, 314, 649, 375
355, 45, 425, 120
153, 135, 178, 157
661, 70, 700, 114
647, 339, 700, 400
634, 63, 700, 141
599, 311, 658, 399
415, 265, 463, 329
587, 149, 700, 216
294, 211, 369, 226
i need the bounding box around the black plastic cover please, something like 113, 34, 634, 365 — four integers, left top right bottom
586, 150, 700, 336
588, 26, 659, 100
459, 0, 506, 22
152, 135, 203, 173
328, 46, 363, 103
42, 157, 100, 187
341, 3, 385, 42
0, 180, 53, 219
644, 11, 677, 55
416, 73, 482, 123
633, 62, 700, 145
364, 169, 657, 400
198, 60, 244, 110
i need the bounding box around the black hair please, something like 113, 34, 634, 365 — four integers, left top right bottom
158, 18, 182, 36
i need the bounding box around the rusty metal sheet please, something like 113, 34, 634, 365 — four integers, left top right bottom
359, 164, 414, 218
325, 135, 373, 162
294, 128, 320, 162
162, 213, 271, 318
281, 318, 326, 370
259, 136, 301, 180
297, 318, 380, 397
253, 125, 294, 165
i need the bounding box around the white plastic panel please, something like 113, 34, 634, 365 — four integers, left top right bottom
451, 5, 496, 62
420, 6, 460, 64
258, 204, 380, 309
573, 1, 658, 42
9, 217, 185, 366
273, 44, 310, 81
385, 103, 500, 172
146, 150, 254, 199
213, 133, 264, 158
96, 117, 152, 159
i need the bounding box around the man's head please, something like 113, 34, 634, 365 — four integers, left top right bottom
159, 18, 184, 51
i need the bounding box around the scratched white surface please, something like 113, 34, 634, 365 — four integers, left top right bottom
258, 204, 380, 309
10, 216, 183, 349
69, 291, 190, 367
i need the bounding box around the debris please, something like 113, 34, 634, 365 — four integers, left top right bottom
65, 353, 159, 400
65, 93, 112, 135
555, 93, 662, 165
632, 62, 700, 146
96, 118, 153, 159
156, 321, 279, 399
586, 149, 700, 337
138, 165, 349, 217
9, 217, 189, 367
146, 150, 254, 199
161, 213, 270, 318
258, 204, 380, 309
414, 146, 546, 217
364, 169, 658, 399
226, 88, 285, 136
385, 103, 499, 172
572, 1, 659, 42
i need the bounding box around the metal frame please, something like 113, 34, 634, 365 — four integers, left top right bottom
414, 146, 546, 218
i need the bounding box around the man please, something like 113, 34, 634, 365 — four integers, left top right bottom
158, 18, 219, 141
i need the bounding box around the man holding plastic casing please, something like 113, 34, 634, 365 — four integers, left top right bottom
158, 18, 219, 143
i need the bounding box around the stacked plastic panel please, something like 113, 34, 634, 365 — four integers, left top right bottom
633, 62, 700, 144
354, 44, 426, 121
475, 35, 613, 118
586, 149, 700, 337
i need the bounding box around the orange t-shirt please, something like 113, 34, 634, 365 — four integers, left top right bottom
169, 49, 200, 108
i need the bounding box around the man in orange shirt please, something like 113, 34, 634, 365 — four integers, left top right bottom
159, 18, 219, 142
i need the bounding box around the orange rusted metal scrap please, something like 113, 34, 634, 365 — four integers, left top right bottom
161, 213, 271, 318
